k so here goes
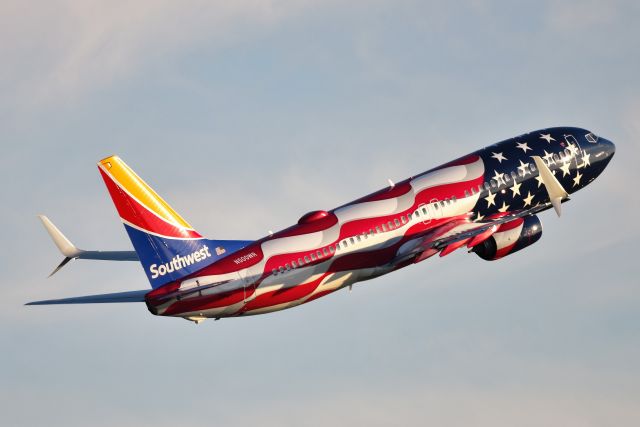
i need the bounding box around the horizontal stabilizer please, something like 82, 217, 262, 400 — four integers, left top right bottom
76, 251, 138, 261
26, 289, 148, 305
39, 215, 138, 276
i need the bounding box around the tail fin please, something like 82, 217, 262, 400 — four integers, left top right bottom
98, 155, 250, 288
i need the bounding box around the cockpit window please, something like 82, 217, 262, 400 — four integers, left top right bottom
585, 133, 598, 144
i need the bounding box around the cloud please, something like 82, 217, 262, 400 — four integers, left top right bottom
0, 0, 326, 111
545, 0, 620, 31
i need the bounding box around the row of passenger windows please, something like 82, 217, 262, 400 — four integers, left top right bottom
271, 207, 437, 276
270, 152, 573, 277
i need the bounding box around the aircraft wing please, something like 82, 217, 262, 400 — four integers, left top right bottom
26, 289, 148, 305
403, 202, 553, 261
423, 156, 572, 253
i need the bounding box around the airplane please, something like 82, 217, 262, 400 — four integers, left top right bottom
28, 127, 615, 323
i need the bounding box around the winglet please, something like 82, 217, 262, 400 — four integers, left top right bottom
531, 156, 569, 217
38, 215, 83, 258
38, 215, 84, 276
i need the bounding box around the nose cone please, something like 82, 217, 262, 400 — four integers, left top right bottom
594, 137, 615, 171
584, 136, 615, 182
599, 137, 616, 159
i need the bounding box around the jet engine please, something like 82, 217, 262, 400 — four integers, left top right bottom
472, 215, 542, 261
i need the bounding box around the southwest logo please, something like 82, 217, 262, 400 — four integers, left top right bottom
149, 246, 212, 279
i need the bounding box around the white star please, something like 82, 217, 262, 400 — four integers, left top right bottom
510, 179, 522, 196
540, 133, 555, 143
560, 160, 571, 177
543, 150, 556, 165
485, 191, 496, 207
573, 171, 583, 187
523, 191, 534, 207
498, 201, 510, 213
474, 212, 485, 221
567, 143, 579, 156
491, 152, 507, 163
582, 151, 591, 167
492, 170, 506, 186
535, 174, 544, 188
516, 142, 532, 153
518, 160, 531, 177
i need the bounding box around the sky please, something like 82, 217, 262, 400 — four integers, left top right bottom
2, 0, 640, 425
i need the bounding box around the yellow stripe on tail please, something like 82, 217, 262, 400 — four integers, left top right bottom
98, 155, 194, 230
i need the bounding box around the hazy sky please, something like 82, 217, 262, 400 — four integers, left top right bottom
2, 1, 640, 426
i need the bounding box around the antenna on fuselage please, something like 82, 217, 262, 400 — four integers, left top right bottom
387, 179, 395, 188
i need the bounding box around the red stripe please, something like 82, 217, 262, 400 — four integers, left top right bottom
99, 168, 201, 239
497, 218, 524, 232
242, 279, 322, 311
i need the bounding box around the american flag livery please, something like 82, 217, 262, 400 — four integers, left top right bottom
29, 127, 615, 322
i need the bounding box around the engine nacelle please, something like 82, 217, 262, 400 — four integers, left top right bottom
473, 215, 542, 261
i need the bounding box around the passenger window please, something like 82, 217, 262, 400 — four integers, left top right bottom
356, 235, 362, 242
272, 269, 277, 275
388, 221, 394, 229
529, 163, 537, 172
490, 179, 498, 190
317, 250, 323, 258
415, 210, 420, 218
376, 226, 382, 233
382, 224, 387, 232
311, 253, 317, 261
464, 190, 470, 197
511, 171, 518, 181
484, 182, 491, 191
471, 187, 477, 195
504, 174, 511, 183
401, 216, 407, 224
564, 148, 572, 157
394, 218, 401, 226
329, 246, 335, 254
279, 266, 285, 273
369, 229, 375, 236
323, 248, 329, 256
553, 153, 560, 162
291, 261, 297, 268
304, 256, 311, 263
298, 258, 303, 265
422, 207, 427, 214
407, 213, 412, 221
350, 237, 355, 244
285, 263, 291, 270
452, 196, 457, 203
